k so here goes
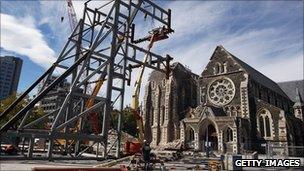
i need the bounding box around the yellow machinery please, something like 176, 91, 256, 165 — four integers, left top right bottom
83, 76, 105, 134
125, 27, 173, 154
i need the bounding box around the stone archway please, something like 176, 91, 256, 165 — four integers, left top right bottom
240, 125, 250, 153
185, 126, 195, 149
199, 119, 218, 151
222, 126, 233, 153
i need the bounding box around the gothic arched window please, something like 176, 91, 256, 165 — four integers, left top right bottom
189, 128, 194, 141
151, 106, 154, 125
258, 109, 273, 139
227, 127, 233, 142
151, 81, 155, 89
161, 106, 165, 125
259, 116, 265, 137
214, 62, 223, 74
223, 62, 227, 73
265, 116, 271, 137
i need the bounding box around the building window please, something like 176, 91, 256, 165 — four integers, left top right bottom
258, 89, 261, 99
259, 116, 265, 137
258, 109, 272, 139
151, 81, 155, 89
214, 62, 227, 74
265, 116, 271, 137
214, 62, 222, 74
200, 87, 206, 103
226, 127, 233, 142
187, 127, 195, 142
208, 77, 235, 106
223, 62, 227, 73
161, 106, 165, 125
151, 106, 154, 125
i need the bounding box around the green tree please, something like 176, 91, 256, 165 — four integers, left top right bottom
111, 108, 138, 137
25, 105, 45, 129
0, 93, 26, 129
0, 93, 45, 129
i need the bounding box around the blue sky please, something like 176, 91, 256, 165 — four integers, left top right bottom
0, 0, 303, 104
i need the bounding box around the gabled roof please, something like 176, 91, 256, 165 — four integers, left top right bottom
209, 106, 226, 116
278, 80, 304, 103
217, 45, 290, 99
294, 88, 304, 106
148, 62, 198, 81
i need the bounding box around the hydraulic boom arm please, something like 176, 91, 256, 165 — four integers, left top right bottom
131, 27, 173, 143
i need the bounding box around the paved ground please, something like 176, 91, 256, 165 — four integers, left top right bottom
2, 160, 304, 171
1, 154, 304, 171
0, 160, 102, 171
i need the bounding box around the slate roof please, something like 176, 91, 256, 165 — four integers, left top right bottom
219, 45, 290, 99
278, 80, 304, 102
148, 62, 198, 81
209, 106, 226, 116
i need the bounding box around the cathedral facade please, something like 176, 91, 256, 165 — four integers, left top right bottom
143, 45, 304, 155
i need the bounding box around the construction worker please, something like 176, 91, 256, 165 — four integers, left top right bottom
160, 162, 166, 171
142, 140, 151, 169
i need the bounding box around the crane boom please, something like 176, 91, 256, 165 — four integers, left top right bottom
131, 27, 173, 144
131, 36, 155, 143
66, 0, 78, 31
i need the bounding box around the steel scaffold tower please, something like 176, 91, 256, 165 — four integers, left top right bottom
0, 0, 173, 160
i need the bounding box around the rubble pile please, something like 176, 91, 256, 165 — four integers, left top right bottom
154, 139, 183, 150
108, 129, 136, 143
92, 129, 136, 155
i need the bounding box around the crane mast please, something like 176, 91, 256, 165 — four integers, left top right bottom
66, 0, 78, 31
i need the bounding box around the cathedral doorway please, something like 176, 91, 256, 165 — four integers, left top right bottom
222, 126, 234, 153
185, 126, 195, 149
199, 119, 218, 151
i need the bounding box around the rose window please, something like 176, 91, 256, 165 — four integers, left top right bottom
208, 78, 235, 106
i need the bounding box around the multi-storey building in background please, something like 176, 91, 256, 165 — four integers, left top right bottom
0, 56, 23, 100
38, 76, 71, 114
38, 76, 83, 129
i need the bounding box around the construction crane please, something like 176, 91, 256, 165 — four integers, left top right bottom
66, 0, 78, 32
125, 26, 173, 155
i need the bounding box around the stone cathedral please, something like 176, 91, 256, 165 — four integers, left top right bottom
142, 45, 304, 155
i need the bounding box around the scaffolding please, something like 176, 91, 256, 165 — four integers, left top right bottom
0, 0, 173, 160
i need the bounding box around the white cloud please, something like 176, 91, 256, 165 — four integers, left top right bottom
39, 1, 70, 45
168, 1, 230, 39
256, 54, 303, 82
73, 0, 114, 20
164, 27, 303, 82
18, 0, 301, 106
157, 1, 303, 83
121, 1, 302, 105
0, 13, 56, 68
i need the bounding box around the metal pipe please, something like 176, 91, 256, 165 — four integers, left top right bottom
101, 0, 120, 157
54, 101, 104, 131
23, 109, 60, 129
